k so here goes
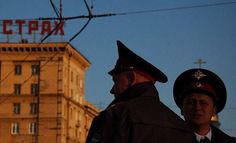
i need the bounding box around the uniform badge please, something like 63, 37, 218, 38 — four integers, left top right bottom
192, 70, 206, 80
194, 82, 202, 88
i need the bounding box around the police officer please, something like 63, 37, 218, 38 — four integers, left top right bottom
86, 41, 195, 143
173, 68, 236, 143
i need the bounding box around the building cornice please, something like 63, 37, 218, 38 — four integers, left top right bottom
0, 42, 90, 70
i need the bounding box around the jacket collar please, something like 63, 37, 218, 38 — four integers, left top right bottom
210, 125, 232, 143
107, 82, 159, 109
115, 82, 158, 101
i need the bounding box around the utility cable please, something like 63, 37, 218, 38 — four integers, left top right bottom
0, 0, 92, 104
50, 0, 61, 18
1, 1, 236, 103
36, 1, 236, 21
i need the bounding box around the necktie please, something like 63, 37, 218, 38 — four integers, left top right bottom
200, 137, 210, 143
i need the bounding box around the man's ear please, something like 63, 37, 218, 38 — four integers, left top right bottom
127, 71, 135, 85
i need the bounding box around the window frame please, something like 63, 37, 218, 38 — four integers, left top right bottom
31, 83, 39, 96
14, 64, 22, 75
30, 103, 38, 114
31, 64, 40, 75
13, 103, 21, 114
14, 84, 21, 95
29, 122, 37, 134
11, 123, 20, 135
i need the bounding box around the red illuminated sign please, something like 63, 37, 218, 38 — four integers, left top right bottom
2, 20, 64, 35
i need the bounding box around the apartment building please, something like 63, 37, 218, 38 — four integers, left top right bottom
0, 42, 100, 143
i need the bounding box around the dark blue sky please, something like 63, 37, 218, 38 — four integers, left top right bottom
1, 0, 236, 136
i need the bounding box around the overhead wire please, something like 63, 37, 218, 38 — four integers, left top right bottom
1, 1, 236, 104
41, 0, 63, 42
68, 0, 93, 42
115, 1, 236, 16
0, 0, 93, 104
0, 0, 63, 86
0, 1, 235, 22
1, 1, 236, 135
34, 1, 236, 21
50, 0, 61, 18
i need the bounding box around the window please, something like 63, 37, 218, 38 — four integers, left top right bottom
31, 84, 39, 96
15, 65, 22, 75
13, 103, 21, 114
11, 123, 20, 134
14, 84, 21, 95
30, 103, 38, 114
29, 122, 37, 134
31, 65, 40, 75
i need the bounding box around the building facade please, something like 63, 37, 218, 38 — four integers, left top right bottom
0, 42, 100, 143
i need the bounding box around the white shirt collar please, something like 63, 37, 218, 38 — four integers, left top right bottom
194, 127, 212, 142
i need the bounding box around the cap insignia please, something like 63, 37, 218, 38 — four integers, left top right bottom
192, 70, 206, 80
194, 82, 202, 88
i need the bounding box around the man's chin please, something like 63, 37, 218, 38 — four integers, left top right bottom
189, 119, 206, 126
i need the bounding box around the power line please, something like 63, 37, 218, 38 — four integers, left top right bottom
50, 0, 61, 18
1, 0, 236, 104
35, 1, 236, 21
0, 0, 92, 102
1, 1, 235, 22
0, 0, 91, 102
116, 1, 236, 16
0, 43, 65, 104
40, 0, 64, 42
0, 0, 91, 104
0, 22, 64, 85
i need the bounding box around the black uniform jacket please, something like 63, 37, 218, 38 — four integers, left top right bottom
210, 125, 236, 143
86, 82, 195, 143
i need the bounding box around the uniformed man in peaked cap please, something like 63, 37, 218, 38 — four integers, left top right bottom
173, 68, 236, 143
86, 41, 195, 143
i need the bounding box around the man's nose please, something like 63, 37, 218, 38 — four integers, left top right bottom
193, 102, 202, 110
